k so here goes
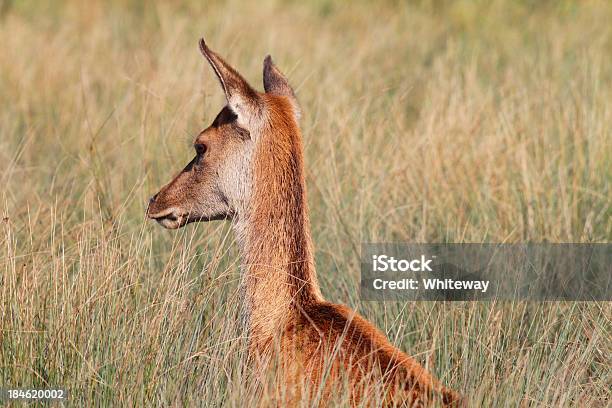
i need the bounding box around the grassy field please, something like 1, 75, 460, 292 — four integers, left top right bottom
1, 0, 610, 406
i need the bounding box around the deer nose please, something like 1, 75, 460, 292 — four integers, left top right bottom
147, 194, 159, 215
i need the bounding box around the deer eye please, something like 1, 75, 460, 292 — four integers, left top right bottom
195, 143, 207, 156
234, 125, 250, 140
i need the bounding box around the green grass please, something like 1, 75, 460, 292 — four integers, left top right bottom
0, 0, 610, 406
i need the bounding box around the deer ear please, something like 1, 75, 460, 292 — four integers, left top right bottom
263, 55, 301, 120
199, 38, 260, 126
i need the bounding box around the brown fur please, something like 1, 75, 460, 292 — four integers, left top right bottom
148, 39, 463, 407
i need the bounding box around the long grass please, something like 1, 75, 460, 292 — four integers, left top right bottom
0, 0, 610, 406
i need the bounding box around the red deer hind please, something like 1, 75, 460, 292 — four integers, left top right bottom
147, 38, 462, 407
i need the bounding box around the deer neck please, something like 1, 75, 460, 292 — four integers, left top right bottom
232, 117, 323, 349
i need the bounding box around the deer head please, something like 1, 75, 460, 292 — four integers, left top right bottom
147, 38, 300, 229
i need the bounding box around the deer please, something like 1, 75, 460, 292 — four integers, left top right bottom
146, 38, 463, 407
